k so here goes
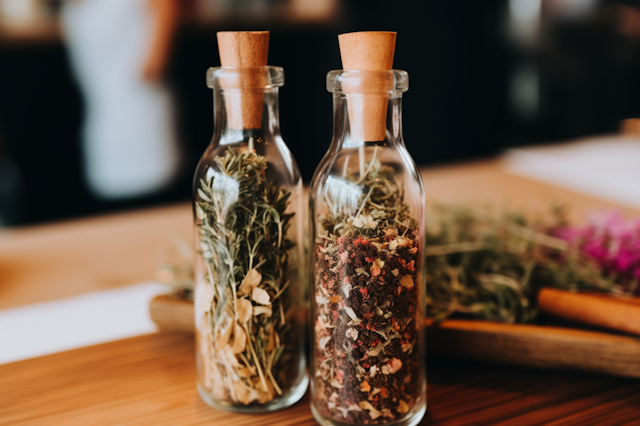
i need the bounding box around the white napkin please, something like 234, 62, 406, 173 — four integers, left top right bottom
0, 282, 165, 365
504, 135, 640, 209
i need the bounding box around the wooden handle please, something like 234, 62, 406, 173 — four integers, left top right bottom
538, 288, 640, 336
149, 294, 195, 333
428, 318, 640, 379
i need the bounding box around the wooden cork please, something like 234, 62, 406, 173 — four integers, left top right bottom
338, 31, 396, 142
216, 31, 269, 130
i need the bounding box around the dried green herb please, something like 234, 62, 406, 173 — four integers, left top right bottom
195, 147, 297, 405
313, 156, 423, 424
425, 203, 623, 324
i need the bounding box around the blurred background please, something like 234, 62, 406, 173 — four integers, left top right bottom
2, 0, 640, 226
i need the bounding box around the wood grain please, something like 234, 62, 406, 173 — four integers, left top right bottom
428, 319, 640, 379
1, 332, 639, 426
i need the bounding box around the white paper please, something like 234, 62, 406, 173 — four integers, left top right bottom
504, 136, 640, 209
0, 282, 166, 365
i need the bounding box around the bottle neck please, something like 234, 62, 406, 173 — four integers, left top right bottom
331, 92, 404, 150
212, 87, 281, 145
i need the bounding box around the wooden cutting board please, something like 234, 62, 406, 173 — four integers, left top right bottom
149, 295, 640, 380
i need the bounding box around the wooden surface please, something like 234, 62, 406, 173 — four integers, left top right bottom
1, 332, 640, 426
150, 294, 640, 379
3, 158, 640, 425
0, 203, 192, 310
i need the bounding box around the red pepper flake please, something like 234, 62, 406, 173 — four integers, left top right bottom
363, 362, 370, 369
380, 387, 390, 398
392, 318, 401, 332
365, 257, 374, 263
332, 311, 338, 317
359, 287, 369, 296
405, 260, 415, 271
370, 339, 381, 347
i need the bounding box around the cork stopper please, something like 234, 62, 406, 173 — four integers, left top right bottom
338, 31, 396, 142
217, 31, 269, 129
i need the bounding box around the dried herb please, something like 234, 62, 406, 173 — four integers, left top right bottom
425, 203, 630, 324
157, 231, 195, 301
195, 147, 298, 405
313, 157, 423, 424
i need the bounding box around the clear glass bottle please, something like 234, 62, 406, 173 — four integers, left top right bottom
309, 69, 426, 425
193, 66, 307, 412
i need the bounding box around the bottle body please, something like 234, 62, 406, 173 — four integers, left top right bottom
193, 66, 307, 412
309, 70, 426, 425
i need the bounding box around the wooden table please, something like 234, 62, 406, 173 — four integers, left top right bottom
2, 159, 640, 425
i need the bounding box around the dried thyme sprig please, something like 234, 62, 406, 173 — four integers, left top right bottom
196, 147, 296, 405
425, 203, 625, 324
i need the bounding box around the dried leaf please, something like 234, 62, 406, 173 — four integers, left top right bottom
237, 298, 253, 324
359, 401, 382, 419
232, 323, 246, 354
253, 306, 273, 317
400, 275, 414, 290
239, 269, 262, 295
215, 313, 233, 348
252, 287, 271, 305
344, 306, 357, 320
345, 327, 359, 340
233, 381, 260, 405
218, 344, 240, 366
330, 378, 344, 389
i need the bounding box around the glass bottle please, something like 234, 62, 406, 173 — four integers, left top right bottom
193, 66, 307, 412
309, 69, 426, 425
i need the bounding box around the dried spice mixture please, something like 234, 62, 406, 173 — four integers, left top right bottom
313, 159, 422, 423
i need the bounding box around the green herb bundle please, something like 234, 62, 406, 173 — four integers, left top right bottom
425, 203, 618, 324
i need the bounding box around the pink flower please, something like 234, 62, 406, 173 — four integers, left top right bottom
556, 211, 640, 295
